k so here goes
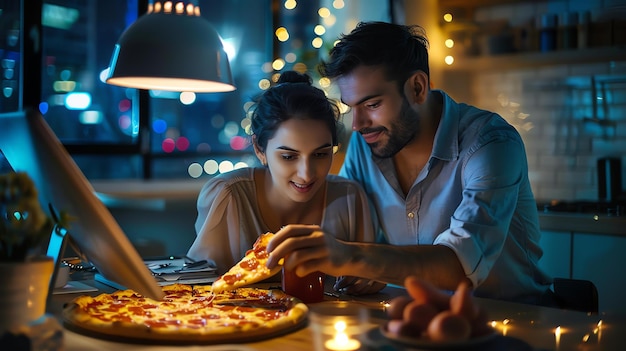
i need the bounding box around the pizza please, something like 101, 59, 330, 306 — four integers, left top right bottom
211, 232, 283, 293
62, 283, 308, 344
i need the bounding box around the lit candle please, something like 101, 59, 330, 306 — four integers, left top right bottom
324, 320, 361, 351
555, 326, 561, 349
501, 318, 510, 336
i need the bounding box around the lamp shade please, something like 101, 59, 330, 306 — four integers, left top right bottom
106, 2, 235, 92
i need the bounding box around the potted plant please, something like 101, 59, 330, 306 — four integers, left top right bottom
0, 171, 69, 333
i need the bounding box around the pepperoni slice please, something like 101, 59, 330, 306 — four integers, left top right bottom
256, 310, 284, 320
223, 273, 242, 285
240, 258, 259, 270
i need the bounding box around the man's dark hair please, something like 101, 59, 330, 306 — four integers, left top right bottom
318, 21, 430, 90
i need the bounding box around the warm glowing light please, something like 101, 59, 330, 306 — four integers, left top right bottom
319, 77, 331, 88
174, 2, 184, 14
333, 0, 344, 9
314, 25, 326, 35
318, 7, 331, 18
338, 101, 349, 114
555, 326, 561, 348
284, 0, 296, 10
312, 37, 323, 48
276, 27, 290, 42
163, 1, 172, 13
445, 39, 454, 48
234, 162, 248, 169
324, 321, 360, 351
179, 91, 196, 105
293, 62, 307, 73
443, 13, 453, 22
322, 14, 337, 27
218, 160, 235, 174
272, 58, 286, 70
185, 3, 194, 15
444, 55, 454, 65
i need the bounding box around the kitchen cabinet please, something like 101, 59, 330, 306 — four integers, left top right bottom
572, 233, 626, 316
539, 228, 626, 315
538, 230, 572, 279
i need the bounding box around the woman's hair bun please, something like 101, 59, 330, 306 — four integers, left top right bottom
276, 71, 312, 86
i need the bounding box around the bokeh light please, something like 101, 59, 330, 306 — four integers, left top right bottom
176, 136, 190, 151
153, 119, 167, 134
162, 138, 176, 153
118, 99, 131, 112
204, 159, 219, 175
230, 135, 248, 150
218, 160, 234, 174
318, 7, 330, 18
188, 163, 203, 178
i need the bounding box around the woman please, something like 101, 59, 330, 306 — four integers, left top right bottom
186, 71, 382, 294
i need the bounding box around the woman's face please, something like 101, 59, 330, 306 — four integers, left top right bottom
262, 118, 334, 204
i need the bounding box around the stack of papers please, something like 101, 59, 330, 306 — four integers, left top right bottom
146, 257, 219, 286
95, 257, 219, 289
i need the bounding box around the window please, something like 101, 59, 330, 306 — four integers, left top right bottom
33, 0, 391, 180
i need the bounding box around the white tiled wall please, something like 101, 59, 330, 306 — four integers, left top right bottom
473, 62, 626, 202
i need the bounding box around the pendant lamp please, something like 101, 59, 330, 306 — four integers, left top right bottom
105, 0, 235, 92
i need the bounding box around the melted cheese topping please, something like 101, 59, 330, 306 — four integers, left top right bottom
70, 285, 304, 334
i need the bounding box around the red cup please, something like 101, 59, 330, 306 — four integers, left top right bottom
282, 267, 325, 304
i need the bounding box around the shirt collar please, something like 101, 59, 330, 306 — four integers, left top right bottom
431, 90, 459, 162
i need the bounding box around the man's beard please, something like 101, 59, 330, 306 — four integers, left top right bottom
369, 99, 420, 158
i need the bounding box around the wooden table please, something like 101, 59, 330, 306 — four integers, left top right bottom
49, 280, 626, 351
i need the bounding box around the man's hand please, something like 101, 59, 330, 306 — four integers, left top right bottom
266, 224, 335, 275
266, 224, 384, 295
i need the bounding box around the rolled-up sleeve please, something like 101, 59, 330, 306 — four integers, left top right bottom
434, 134, 524, 287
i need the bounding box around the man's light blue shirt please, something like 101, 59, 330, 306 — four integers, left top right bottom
339, 90, 552, 303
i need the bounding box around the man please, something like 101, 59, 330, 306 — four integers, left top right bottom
266, 22, 553, 305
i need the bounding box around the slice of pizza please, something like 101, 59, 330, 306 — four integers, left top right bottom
211, 232, 283, 293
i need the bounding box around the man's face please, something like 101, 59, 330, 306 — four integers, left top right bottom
337, 65, 419, 158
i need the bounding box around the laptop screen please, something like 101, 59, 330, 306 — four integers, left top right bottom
0, 110, 163, 300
